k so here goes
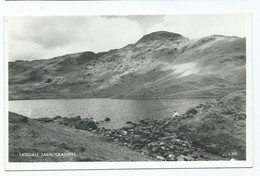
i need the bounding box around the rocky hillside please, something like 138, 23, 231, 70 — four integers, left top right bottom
9, 31, 246, 100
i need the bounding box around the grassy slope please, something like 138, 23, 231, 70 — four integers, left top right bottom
9, 112, 152, 162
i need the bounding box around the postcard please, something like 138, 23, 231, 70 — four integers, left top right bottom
4, 13, 253, 170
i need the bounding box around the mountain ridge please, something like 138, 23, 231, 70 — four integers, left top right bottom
9, 31, 246, 100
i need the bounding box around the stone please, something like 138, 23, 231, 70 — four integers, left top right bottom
72, 116, 81, 121
76, 118, 97, 130
181, 149, 190, 156
168, 145, 176, 151
53, 116, 62, 120
195, 104, 204, 108
192, 153, 199, 159
165, 127, 175, 133
126, 121, 132, 124
175, 139, 183, 146
151, 146, 160, 153
104, 117, 111, 122
184, 155, 195, 161
186, 107, 197, 116
177, 155, 185, 161
156, 156, 165, 161
158, 136, 169, 142
128, 129, 135, 133
37, 117, 53, 123
133, 143, 144, 149
167, 154, 176, 161
159, 142, 165, 146
122, 131, 128, 135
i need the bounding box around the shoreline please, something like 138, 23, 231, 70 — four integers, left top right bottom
8, 96, 216, 101
8, 90, 246, 162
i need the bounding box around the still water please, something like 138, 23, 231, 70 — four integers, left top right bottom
9, 98, 210, 129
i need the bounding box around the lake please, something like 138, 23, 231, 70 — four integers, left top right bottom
9, 98, 211, 129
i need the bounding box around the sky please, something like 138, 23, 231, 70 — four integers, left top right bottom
6, 14, 249, 61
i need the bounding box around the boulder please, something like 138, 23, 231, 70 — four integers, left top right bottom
37, 117, 53, 123
134, 138, 148, 145
122, 130, 128, 135
156, 156, 165, 161
165, 126, 175, 133
186, 107, 197, 116
192, 153, 199, 159
104, 117, 111, 122
177, 155, 186, 161
72, 116, 81, 121
126, 121, 132, 124
75, 118, 97, 130
53, 115, 62, 120
168, 145, 176, 151
177, 154, 194, 161
133, 143, 144, 149
151, 146, 160, 153
167, 154, 176, 161
181, 149, 191, 156
195, 104, 204, 108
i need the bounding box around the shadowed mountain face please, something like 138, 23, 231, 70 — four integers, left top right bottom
8, 31, 246, 100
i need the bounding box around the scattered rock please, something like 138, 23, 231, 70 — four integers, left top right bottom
186, 107, 197, 116
195, 104, 204, 108
53, 116, 62, 120
156, 156, 165, 161
126, 121, 132, 124
177, 154, 186, 161
37, 117, 53, 123
167, 154, 176, 161
20, 102, 228, 161
104, 117, 111, 122
176, 154, 194, 161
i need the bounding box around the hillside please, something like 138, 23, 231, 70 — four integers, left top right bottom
9, 112, 152, 162
8, 31, 246, 100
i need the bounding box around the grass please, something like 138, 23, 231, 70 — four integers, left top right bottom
9, 112, 152, 162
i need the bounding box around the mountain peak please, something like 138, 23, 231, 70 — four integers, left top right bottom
137, 31, 185, 43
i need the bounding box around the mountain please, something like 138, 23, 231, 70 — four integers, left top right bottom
8, 31, 246, 100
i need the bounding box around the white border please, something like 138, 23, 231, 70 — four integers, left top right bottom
3, 12, 253, 171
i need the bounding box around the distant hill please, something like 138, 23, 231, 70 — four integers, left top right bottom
8, 31, 246, 100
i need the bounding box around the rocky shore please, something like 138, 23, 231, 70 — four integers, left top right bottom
35, 91, 246, 161
34, 107, 225, 161
9, 91, 246, 162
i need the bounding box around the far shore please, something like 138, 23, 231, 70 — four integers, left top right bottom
8, 96, 215, 101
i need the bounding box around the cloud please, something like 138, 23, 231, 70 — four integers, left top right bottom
147, 14, 247, 39
6, 14, 248, 61
7, 16, 144, 61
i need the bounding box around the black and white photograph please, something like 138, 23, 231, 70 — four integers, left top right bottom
5, 14, 252, 169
